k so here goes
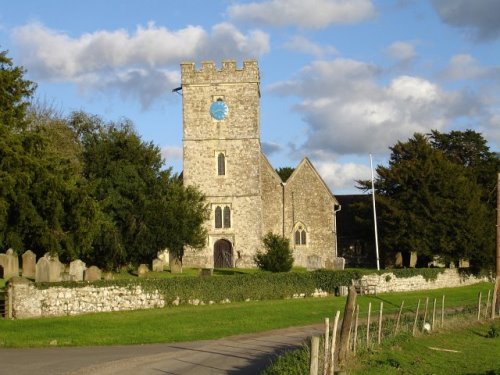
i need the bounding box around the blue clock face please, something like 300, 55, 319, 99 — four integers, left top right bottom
209, 100, 228, 120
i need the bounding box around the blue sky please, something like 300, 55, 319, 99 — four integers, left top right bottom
1, 0, 499, 194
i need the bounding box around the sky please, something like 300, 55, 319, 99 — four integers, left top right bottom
1, 0, 499, 194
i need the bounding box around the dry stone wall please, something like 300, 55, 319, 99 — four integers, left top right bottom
360, 269, 488, 293
9, 277, 164, 319
4, 269, 488, 319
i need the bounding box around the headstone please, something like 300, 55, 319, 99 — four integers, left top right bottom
459, 259, 470, 268
169, 253, 182, 274
103, 271, 114, 280
69, 259, 86, 281
409, 251, 418, 268
35, 256, 51, 282
84, 266, 102, 281
0, 249, 19, 280
394, 252, 403, 268
306, 255, 322, 271
47, 255, 63, 282
22, 250, 37, 279
138, 264, 149, 277
152, 258, 164, 272
332, 257, 345, 270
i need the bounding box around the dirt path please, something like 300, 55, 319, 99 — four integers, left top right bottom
0, 324, 324, 375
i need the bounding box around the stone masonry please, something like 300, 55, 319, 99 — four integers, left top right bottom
181, 60, 340, 269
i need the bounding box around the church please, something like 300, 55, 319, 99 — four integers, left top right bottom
180, 60, 342, 270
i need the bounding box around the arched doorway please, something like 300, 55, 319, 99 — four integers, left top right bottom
214, 239, 233, 268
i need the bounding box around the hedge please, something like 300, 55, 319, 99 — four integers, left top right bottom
32, 268, 447, 306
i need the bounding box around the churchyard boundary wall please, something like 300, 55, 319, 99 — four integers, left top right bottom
4, 268, 489, 319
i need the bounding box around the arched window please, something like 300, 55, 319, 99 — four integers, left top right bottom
217, 153, 225, 176
295, 230, 301, 245
223, 206, 231, 228
294, 224, 307, 246
215, 206, 222, 228
301, 230, 306, 245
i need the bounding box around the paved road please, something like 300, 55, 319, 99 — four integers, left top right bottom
0, 324, 324, 375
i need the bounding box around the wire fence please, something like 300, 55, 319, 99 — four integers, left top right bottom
310, 288, 499, 375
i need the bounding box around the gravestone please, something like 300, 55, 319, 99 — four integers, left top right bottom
35, 256, 51, 282
152, 258, 164, 272
138, 264, 149, 278
84, 266, 102, 281
22, 250, 36, 279
306, 255, 322, 271
69, 259, 86, 281
332, 257, 345, 270
409, 251, 418, 268
394, 252, 403, 268
47, 254, 63, 282
1, 249, 19, 280
103, 271, 114, 280
169, 253, 182, 274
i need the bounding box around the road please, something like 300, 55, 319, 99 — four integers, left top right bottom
0, 324, 324, 375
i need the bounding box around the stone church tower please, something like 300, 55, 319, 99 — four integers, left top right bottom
181, 60, 342, 270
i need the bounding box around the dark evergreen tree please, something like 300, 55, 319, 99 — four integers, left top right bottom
358, 133, 493, 269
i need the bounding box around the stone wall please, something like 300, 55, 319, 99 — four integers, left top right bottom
5, 269, 487, 319
8, 277, 164, 319
360, 269, 488, 294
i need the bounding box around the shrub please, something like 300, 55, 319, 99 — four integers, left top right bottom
254, 232, 294, 272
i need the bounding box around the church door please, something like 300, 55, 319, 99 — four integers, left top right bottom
214, 239, 233, 268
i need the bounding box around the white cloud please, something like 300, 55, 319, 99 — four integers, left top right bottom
316, 160, 371, 192
228, 0, 376, 28
262, 141, 283, 155
161, 146, 183, 161
431, 0, 500, 41
283, 35, 338, 57
442, 54, 500, 81
11, 22, 270, 108
268, 59, 482, 158
385, 41, 416, 63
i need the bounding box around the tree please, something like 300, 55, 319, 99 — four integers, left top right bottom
74, 112, 208, 270
254, 232, 294, 272
358, 133, 493, 269
0, 50, 36, 130
276, 167, 295, 182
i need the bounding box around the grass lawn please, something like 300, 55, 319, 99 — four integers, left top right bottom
348, 319, 500, 374
0, 282, 494, 348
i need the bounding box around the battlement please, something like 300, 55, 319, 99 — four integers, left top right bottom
181, 60, 259, 85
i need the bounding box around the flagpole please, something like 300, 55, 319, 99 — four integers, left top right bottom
370, 154, 381, 271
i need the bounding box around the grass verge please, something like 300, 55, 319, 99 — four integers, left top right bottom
0, 282, 493, 348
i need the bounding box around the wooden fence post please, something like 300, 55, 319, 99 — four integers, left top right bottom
377, 302, 383, 345
492, 282, 498, 319
394, 300, 404, 336
432, 298, 437, 330
422, 297, 429, 331
310, 336, 319, 375
339, 286, 357, 363
323, 318, 330, 375
413, 299, 421, 336
477, 292, 482, 321
366, 302, 372, 348
485, 290, 491, 319
329, 311, 340, 375
353, 304, 359, 355
441, 295, 445, 327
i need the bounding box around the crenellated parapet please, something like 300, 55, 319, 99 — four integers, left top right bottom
181, 60, 259, 85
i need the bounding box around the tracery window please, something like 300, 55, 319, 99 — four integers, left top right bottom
294, 225, 307, 245
214, 205, 231, 228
